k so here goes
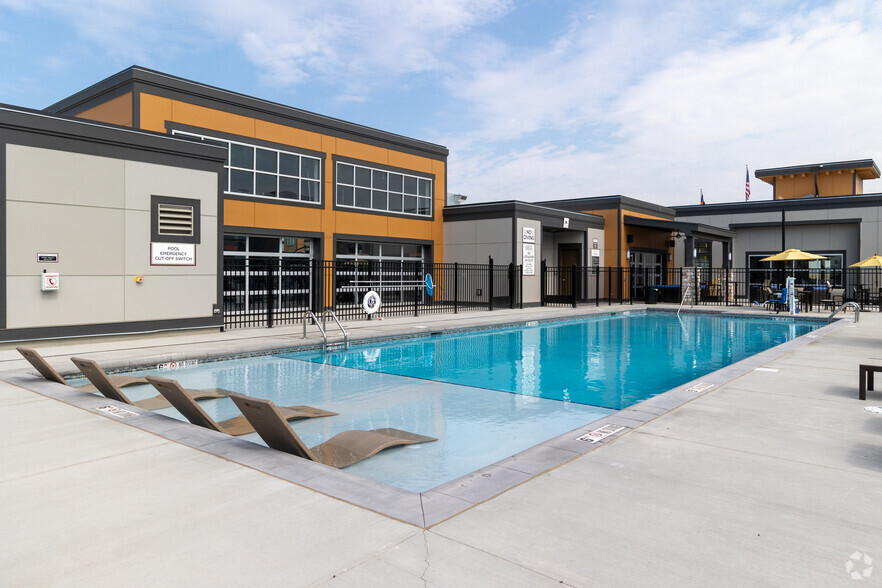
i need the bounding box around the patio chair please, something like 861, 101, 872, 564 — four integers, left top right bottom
70, 357, 234, 411
144, 375, 337, 436
229, 392, 437, 468
18, 347, 147, 393
822, 288, 845, 310
764, 287, 788, 313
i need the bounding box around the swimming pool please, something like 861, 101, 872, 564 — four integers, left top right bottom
288, 311, 820, 409
99, 311, 821, 492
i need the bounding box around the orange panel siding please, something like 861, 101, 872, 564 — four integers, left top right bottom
136, 91, 445, 261
253, 202, 324, 233
334, 211, 389, 236
224, 200, 256, 227
387, 216, 436, 240
139, 94, 173, 133
334, 138, 390, 166
169, 101, 256, 138
254, 119, 323, 152
75, 92, 133, 126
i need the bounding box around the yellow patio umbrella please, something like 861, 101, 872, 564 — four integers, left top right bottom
850, 254, 882, 267
850, 254, 882, 293
759, 248, 827, 262
760, 249, 827, 289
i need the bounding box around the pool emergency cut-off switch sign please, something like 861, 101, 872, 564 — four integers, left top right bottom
150, 242, 196, 266
40, 272, 59, 291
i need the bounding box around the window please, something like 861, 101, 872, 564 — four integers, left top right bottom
223, 235, 313, 316
334, 239, 426, 304
151, 196, 200, 244
336, 162, 432, 217
174, 131, 322, 204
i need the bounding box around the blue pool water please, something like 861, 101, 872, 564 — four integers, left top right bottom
92, 312, 820, 492
288, 312, 820, 410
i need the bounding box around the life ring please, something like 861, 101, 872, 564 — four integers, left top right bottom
362, 290, 381, 314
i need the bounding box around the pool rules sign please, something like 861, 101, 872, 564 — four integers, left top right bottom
522, 226, 536, 276
151, 242, 196, 266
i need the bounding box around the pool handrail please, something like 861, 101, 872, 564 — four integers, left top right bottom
828, 301, 860, 323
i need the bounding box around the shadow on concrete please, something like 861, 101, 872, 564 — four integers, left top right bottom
820, 385, 862, 400
849, 443, 882, 472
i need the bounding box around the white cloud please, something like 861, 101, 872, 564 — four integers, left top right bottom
200, 0, 513, 90
448, 0, 882, 206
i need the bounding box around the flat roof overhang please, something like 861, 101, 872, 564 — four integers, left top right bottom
623, 215, 735, 241
755, 159, 880, 185
444, 200, 605, 231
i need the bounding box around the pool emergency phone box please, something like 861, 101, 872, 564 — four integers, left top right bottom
41, 272, 59, 291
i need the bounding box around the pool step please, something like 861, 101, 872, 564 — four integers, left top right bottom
324, 339, 348, 352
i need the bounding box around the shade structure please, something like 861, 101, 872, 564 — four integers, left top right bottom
760, 248, 827, 262
850, 254, 882, 267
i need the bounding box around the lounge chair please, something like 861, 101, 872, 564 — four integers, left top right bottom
18, 347, 147, 393
144, 375, 337, 435
229, 392, 437, 468
70, 357, 233, 411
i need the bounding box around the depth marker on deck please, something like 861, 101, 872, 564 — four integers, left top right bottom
96, 405, 138, 419
685, 382, 714, 393
578, 424, 626, 443
754, 368, 779, 373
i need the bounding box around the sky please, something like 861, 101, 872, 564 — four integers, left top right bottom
1, 0, 881, 207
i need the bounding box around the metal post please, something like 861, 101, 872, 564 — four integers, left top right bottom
454, 262, 459, 314
414, 261, 420, 317
487, 256, 492, 309
508, 261, 516, 309
540, 260, 547, 307
572, 264, 577, 308
266, 258, 275, 328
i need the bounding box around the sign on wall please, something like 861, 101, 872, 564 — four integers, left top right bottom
150, 242, 196, 266
523, 243, 535, 276
522, 226, 536, 244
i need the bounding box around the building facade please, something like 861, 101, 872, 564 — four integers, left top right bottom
0, 104, 225, 341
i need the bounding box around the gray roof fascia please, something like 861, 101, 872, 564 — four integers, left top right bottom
45, 66, 449, 160
0, 102, 226, 164
623, 214, 735, 239
755, 159, 879, 179
536, 195, 676, 219
674, 193, 882, 216
443, 200, 604, 229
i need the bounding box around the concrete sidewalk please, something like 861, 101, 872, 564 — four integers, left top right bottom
1, 305, 880, 585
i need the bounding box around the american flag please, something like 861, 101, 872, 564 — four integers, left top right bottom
745, 165, 751, 201
700, 189, 705, 205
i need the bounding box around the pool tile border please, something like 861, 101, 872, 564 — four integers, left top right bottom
2, 310, 847, 528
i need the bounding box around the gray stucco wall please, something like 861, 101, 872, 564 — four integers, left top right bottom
6, 144, 218, 330
443, 218, 513, 264
676, 204, 878, 266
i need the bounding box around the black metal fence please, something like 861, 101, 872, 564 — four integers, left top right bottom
223, 257, 522, 329
540, 265, 882, 312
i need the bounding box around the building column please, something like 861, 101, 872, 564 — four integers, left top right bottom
685, 235, 695, 266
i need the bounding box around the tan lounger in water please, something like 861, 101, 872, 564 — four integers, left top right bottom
71, 357, 233, 411
229, 392, 437, 468
18, 347, 148, 393
144, 375, 337, 436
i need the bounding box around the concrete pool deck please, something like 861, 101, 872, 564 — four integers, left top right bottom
1, 304, 881, 585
